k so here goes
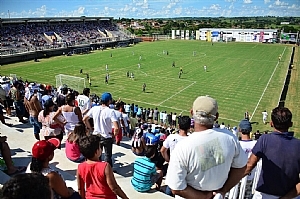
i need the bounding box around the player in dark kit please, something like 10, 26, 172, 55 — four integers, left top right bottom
105, 74, 109, 85
80, 69, 83, 74
172, 61, 175, 67
142, 83, 146, 92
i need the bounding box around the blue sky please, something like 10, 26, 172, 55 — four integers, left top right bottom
0, 0, 299, 19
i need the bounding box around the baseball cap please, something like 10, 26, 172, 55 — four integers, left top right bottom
45, 85, 52, 91
193, 96, 218, 118
101, 92, 112, 102
32, 138, 60, 161
239, 119, 252, 132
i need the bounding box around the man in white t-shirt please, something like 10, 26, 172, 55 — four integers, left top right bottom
262, 110, 268, 124
83, 92, 119, 167
166, 96, 248, 199
238, 119, 257, 199
76, 88, 91, 115
161, 116, 191, 197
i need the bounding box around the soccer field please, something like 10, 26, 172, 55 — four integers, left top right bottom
0, 40, 292, 132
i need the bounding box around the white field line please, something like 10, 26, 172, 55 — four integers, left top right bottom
140, 70, 148, 76
157, 81, 197, 106
250, 46, 287, 121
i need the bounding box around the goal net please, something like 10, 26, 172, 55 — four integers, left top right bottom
9, 74, 17, 80
55, 74, 86, 92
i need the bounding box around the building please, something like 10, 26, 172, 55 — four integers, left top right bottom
197, 28, 278, 43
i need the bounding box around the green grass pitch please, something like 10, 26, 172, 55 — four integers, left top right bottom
0, 40, 292, 132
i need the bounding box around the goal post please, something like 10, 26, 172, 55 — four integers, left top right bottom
55, 74, 86, 92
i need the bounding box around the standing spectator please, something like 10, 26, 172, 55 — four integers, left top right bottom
129, 115, 138, 138
245, 107, 300, 198
9, 81, 26, 123
122, 108, 130, 137
238, 119, 257, 199
24, 86, 42, 140
220, 122, 226, 129
54, 92, 82, 135
83, 92, 119, 167
166, 96, 247, 198
172, 112, 177, 127
114, 102, 125, 146
41, 85, 53, 109
167, 112, 172, 127
56, 85, 68, 107
38, 99, 65, 147
76, 88, 91, 116
161, 116, 191, 196
1, 77, 13, 116
153, 107, 159, 123
77, 135, 129, 199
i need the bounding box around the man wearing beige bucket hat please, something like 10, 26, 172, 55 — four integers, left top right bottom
166, 96, 248, 199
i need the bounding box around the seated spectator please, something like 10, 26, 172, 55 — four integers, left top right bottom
30, 138, 81, 199
2, 173, 52, 199
0, 135, 26, 176
131, 128, 145, 156
131, 145, 163, 192
77, 135, 129, 199
66, 122, 88, 163
38, 99, 65, 147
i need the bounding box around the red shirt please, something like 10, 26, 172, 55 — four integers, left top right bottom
77, 161, 116, 199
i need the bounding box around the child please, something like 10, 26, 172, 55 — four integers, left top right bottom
77, 135, 129, 199
131, 145, 163, 192
65, 122, 87, 163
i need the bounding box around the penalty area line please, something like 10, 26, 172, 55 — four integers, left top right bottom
157, 81, 196, 106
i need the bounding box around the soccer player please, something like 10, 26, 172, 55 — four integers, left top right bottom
278, 54, 282, 61
80, 69, 83, 74
89, 78, 91, 87
245, 111, 250, 120
131, 72, 135, 80
262, 110, 268, 124
105, 74, 109, 85
105, 64, 108, 71
138, 63, 141, 69
139, 55, 142, 61
204, 65, 207, 72
172, 61, 175, 67
142, 83, 146, 92
180, 67, 183, 73
178, 71, 182, 79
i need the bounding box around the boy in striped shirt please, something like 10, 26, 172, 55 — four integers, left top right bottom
131, 145, 163, 192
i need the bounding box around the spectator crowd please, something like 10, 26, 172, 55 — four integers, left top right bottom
0, 76, 300, 199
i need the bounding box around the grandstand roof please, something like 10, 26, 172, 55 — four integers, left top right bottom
0, 16, 113, 24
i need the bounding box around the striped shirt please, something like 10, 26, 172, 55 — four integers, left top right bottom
131, 157, 156, 192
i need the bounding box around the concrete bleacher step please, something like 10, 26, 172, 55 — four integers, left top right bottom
0, 122, 171, 198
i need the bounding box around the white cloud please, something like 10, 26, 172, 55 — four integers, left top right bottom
274, 0, 288, 6
264, 0, 271, 4
244, 0, 252, 4
133, 0, 149, 9
173, 7, 182, 15
210, 4, 221, 10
